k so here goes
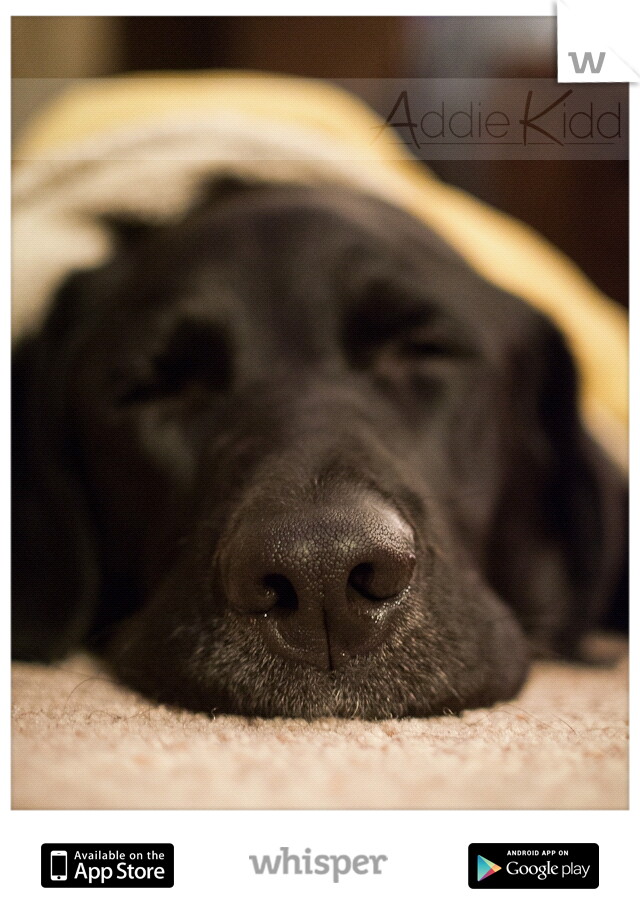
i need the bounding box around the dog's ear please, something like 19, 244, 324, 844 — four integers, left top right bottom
12, 278, 99, 662
487, 313, 627, 657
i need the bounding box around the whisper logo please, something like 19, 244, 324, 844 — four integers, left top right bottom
477, 855, 502, 881
249, 847, 387, 883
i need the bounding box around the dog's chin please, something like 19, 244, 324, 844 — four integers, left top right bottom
106, 585, 530, 720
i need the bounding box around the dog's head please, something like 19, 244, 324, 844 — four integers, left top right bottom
12, 182, 627, 718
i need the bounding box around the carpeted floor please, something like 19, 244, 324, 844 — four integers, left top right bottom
12, 637, 628, 810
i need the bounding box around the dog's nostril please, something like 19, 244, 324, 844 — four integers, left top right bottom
347, 562, 375, 598
263, 574, 298, 612
348, 553, 416, 602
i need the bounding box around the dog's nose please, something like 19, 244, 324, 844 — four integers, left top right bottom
220, 500, 416, 669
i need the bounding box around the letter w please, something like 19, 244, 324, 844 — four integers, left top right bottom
249, 855, 282, 874
568, 51, 606, 73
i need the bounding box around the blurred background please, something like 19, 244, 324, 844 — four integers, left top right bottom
12, 15, 628, 308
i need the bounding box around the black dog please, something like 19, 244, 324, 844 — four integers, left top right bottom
12, 181, 627, 718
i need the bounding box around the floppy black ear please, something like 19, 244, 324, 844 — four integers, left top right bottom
12, 295, 99, 662
487, 313, 627, 657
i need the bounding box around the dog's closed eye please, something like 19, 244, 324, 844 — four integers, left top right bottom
367, 327, 476, 400
121, 318, 233, 405
394, 331, 473, 361
344, 284, 473, 369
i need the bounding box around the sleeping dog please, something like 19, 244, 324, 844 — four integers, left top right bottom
12, 179, 628, 719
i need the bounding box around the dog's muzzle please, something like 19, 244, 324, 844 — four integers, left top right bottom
219, 497, 416, 670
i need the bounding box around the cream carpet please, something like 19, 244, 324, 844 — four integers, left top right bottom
12, 637, 627, 810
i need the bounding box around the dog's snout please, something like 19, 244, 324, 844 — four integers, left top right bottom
220, 499, 416, 669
